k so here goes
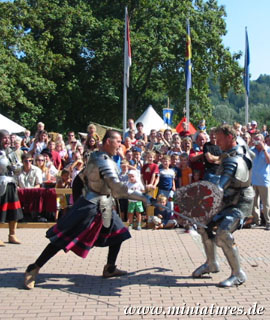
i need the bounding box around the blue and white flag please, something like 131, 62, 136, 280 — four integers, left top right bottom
163, 108, 174, 125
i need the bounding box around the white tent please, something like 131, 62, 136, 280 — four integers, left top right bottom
0, 114, 26, 133
135, 105, 168, 135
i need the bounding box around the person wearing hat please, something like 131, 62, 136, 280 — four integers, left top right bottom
41, 149, 58, 179
248, 120, 259, 135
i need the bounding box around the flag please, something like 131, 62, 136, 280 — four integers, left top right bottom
185, 19, 192, 90
244, 27, 250, 96
124, 7, 132, 87
163, 108, 174, 125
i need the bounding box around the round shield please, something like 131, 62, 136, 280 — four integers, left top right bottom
174, 181, 223, 226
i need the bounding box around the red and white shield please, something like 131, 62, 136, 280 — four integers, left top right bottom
174, 181, 223, 226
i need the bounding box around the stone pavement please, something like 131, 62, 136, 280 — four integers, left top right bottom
0, 225, 269, 320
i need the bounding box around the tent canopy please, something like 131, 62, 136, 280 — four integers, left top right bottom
175, 117, 196, 135
0, 114, 26, 134
135, 105, 168, 135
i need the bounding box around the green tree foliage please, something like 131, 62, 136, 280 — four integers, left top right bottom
210, 75, 270, 128
0, 0, 243, 132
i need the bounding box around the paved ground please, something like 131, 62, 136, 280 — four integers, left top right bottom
0, 225, 269, 320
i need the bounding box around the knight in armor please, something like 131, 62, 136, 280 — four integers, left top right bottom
192, 124, 254, 287
0, 130, 23, 246
24, 130, 154, 289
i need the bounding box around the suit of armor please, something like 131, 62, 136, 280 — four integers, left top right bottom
83, 151, 149, 227
192, 144, 254, 287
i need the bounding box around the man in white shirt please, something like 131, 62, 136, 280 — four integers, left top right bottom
17, 153, 43, 188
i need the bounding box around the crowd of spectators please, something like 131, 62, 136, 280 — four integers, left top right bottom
3, 118, 270, 230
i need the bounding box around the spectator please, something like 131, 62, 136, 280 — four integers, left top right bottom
34, 122, 45, 139
65, 131, 81, 152
248, 120, 259, 136
157, 155, 175, 211
124, 118, 136, 139
40, 149, 58, 180
132, 148, 144, 172
181, 136, 192, 155
168, 141, 182, 156
203, 127, 222, 183
34, 154, 50, 184
84, 136, 98, 154
135, 122, 147, 143
261, 124, 268, 138
47, 140, 62, 171
146, 130, 164, 152
163, 129, 173, 147
128, 129, 137, 146
127, 170, 145, 231
170, 154, 182, 189
28, 130, 48, 156
141, 151, 160, 192
152, 194, 177, 230
179, 153, 192, 186
23, 129, 32, 147
87, 123, 100, 142
55, 141, 68, 167
9, 133, 17, 151
17, 153, 43, 188
242, 132, 252, 147
265, 134, 270, 147
189, 132, 207, 179
251, 133, 270, 230
14, 138, 23, 164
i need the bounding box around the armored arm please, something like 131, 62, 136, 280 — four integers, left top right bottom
218, 157, 237, 191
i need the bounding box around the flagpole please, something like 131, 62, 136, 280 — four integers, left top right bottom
244, 27, 250, 125
245, 94, 249, 125
185, 19, 192, 131
186, 90, 190, 128
123, 7, 128, 140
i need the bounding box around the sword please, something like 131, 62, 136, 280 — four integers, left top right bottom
152, 203, 208, 229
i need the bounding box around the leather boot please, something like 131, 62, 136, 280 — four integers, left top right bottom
218, 244, 246, 287
24, 264, 40, 290
8, 221, 21, 244
0, 240, 5, 247
8, 235, 21, 244
102, 264, 127, 278
192, 230, 220, 278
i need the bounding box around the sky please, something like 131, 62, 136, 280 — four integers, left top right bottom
218, 0, 270, 80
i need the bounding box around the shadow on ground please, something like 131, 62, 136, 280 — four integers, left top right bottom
0, 266, 217, 297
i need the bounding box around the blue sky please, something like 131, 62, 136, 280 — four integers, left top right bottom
218, 0, 270, 80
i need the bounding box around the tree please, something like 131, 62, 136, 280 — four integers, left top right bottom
0, 0, 244, 132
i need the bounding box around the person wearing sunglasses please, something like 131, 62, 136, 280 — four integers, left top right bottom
17, 153, 43, 189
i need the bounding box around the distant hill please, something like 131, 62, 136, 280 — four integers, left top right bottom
210, 74, 270, 127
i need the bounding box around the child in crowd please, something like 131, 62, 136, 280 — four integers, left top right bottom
127, 170, 145, 230
170, 154, 182, 189
132, 148, 144, 172
153, 194, 177, 230
192, 169, 201, 183
141, 151, 160, 192
157, 155, 175, 211
179, 152, 192, 186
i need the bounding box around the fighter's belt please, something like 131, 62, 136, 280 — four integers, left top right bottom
174, 181, 223, 227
